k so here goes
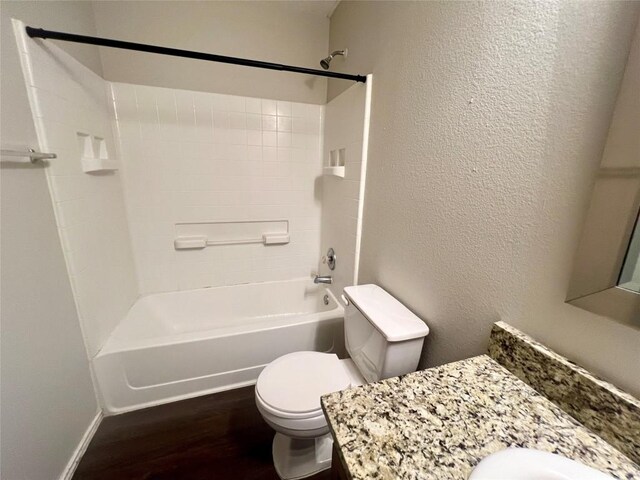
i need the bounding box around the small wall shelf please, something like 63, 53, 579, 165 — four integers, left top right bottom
78, 133, 119, 173
324, 147, 346, 178
82, 157, 119, 173
174, 220, 290, 250
324, 166, 345, 177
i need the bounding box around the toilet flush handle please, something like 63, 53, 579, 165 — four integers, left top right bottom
341, 294, 349, 306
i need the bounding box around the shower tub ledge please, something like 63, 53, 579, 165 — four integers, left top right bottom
93, 278, 344, 414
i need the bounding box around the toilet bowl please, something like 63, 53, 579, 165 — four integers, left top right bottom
256, 351, 355, 437
255, 351, 364, 478
256, 284, 430, 479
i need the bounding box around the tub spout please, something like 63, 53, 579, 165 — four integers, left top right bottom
313, 275, 333, 285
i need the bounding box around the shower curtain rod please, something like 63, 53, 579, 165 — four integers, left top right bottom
25, 27, 367, 83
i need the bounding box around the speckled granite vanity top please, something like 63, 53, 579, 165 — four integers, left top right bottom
322, 353, 640, 480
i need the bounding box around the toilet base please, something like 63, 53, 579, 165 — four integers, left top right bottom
272, 432, 333, 480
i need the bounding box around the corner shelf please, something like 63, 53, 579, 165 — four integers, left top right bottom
324, 147, 346, 178
323, 166, 345, 178
82, 157, 119, 173
78, 133, 119, 173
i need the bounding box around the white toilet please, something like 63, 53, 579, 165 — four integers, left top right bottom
255, 284, 430, 479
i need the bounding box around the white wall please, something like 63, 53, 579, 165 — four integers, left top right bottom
329, 1, 640, 396
93, 1, 330, 104
15, 24, 139, 357
320, 81, 369, 298
111, 83, 323, 293
1, 3, 100, 478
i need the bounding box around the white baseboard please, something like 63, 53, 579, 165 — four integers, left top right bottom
59, 410, 103, 480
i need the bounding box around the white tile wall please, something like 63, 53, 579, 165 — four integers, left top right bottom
14, 20, 366, 358
110, 83, 324, 294
15, 23, 139, 356
320, 82, 370, 298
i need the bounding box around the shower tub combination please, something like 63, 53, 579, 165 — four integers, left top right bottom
93, 279, 344, 414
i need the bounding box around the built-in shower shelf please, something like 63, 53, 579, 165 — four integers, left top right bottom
174, 220, 290, 250
82, 157, 119, 173
325, 147, 346, 178
78, 133, 119, 173
324, 166, 345, 178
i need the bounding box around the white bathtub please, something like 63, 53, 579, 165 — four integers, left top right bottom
93, 279, 344, 414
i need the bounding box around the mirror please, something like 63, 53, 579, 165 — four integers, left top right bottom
619, 218, 640, 293
566, 23, 640, 328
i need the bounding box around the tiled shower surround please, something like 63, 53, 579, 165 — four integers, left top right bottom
15, 22, 138, 356
320, 81, 369, 299
17, 21, 368, 358
110, 84, 324, 294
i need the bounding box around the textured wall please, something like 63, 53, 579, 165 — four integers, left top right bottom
328, 1, 640, 396
93, 1, 329, 104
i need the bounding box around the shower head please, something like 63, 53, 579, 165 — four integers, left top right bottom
320, 49, 347, 70
319, 57, 332, 70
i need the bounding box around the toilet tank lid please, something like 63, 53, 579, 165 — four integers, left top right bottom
343, 285, 430, 342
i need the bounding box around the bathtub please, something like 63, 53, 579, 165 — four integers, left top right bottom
93, 279, 345, 414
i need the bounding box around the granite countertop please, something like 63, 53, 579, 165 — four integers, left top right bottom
321, 355, 640, 480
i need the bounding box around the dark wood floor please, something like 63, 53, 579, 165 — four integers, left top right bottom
74, 386, 332, 480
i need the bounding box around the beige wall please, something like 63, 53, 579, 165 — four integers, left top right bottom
1, 2, 101, 478
93, 1, 330, 104
329, 1, 640, 396
1, 0, 102, 146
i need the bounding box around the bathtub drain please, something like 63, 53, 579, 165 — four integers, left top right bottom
323, 294, 329, 305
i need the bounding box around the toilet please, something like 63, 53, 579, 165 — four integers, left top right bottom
255, 284, 430, 479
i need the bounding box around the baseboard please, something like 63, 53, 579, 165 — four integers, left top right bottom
59, 410, 103, 480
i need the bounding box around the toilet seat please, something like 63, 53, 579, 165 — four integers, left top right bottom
256, 351, 351, 419
256, 393, 330, 438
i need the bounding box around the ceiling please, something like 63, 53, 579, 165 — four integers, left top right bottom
276, 0, 340, 19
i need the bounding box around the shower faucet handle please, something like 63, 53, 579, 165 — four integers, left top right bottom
323, 248, 336, 271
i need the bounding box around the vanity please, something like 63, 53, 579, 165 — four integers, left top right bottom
322, 322, 640, 479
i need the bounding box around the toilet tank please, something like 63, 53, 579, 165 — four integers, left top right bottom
343, 285, 430, 383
